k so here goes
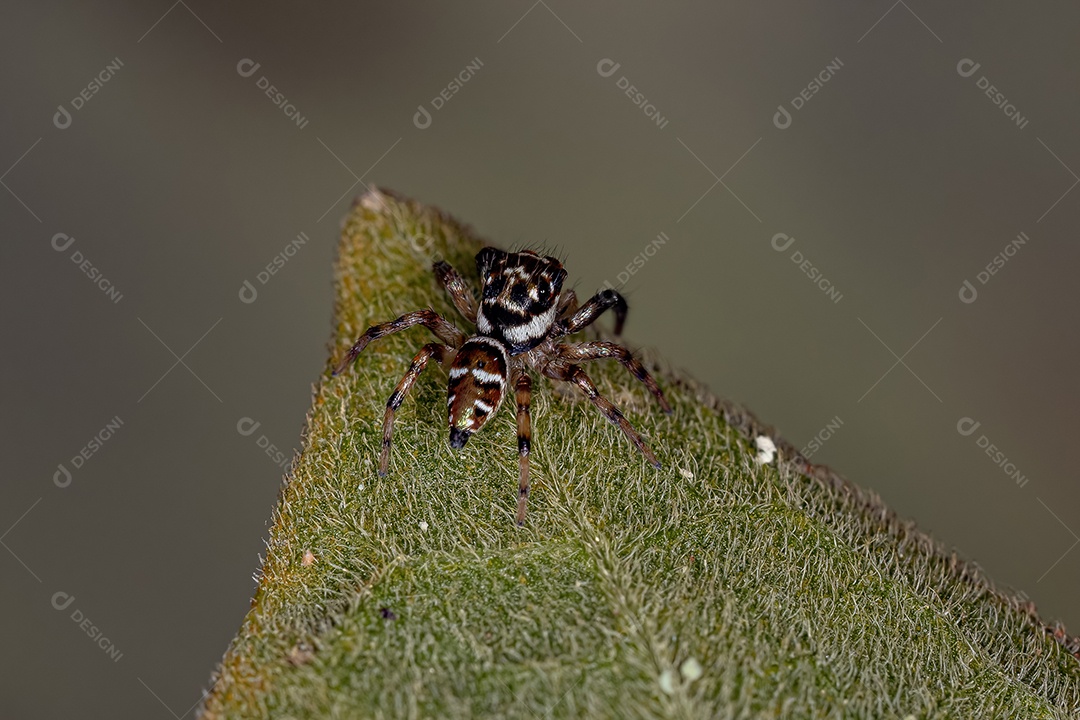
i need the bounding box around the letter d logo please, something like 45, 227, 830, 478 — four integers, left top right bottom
53, 105, 72, 130
238, 279, 258, 304
54, 463, 72, 488
51, 233, 76, 252
956, 417, 981, 437
958, 279, 978, 304
771, 233, 795, 252
52, 591, 76, 611
237, 417, 261, 436
773, 105, 792, 130
956, 58, 981, 78
596, 58, 621, 78
413, 105, 432, 130
236, 58, 261, 78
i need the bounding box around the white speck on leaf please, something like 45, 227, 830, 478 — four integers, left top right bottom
680, 657, 703, 682
419, 521, 429, 531
754, 435, 777, 465
679, 467, 693, 480
659, 668, 678, 695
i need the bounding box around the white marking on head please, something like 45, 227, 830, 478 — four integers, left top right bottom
504, 306, 557, 344
474, 399, 494, 413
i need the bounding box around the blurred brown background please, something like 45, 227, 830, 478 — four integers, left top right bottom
2, 2, 1077, 716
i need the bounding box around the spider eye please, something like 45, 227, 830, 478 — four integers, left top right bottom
510, 283, 528, 306
483, 275, 504, 300
537, 285, 550, 301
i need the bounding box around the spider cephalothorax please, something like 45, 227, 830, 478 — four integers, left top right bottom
475, 248, 567, 354
334, 246, 671, 525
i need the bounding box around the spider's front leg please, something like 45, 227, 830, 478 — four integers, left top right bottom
513, 368, 533, 526
543, 362, 661, 468
378, 342, 453, 475
555, 341, 672, 413
433, 260, 478, 323
333, 309, 464, 375
553, 288, 628, 337
556, 289, 578, 320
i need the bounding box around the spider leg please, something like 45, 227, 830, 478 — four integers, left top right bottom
433, 260, 478, 323
556, 289, 578, 320
554, 288, 628, 337
378, 343, 453, 475
543, 363, 661, 468
555, 341, 672, 414
513, 368, 533, 526
334, 309, 464, 375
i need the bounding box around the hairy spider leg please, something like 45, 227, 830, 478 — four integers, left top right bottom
556, 289, 579, 320
334, 309, 464, 375
555, 341, 672, 413
433, 260, 478, 323
513, 369, 533, 525
555, 288, 629, 337
378, 343, 453, 474
543, 363, 661, 468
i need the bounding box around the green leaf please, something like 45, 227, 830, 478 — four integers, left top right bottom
199, 188, 1079, 719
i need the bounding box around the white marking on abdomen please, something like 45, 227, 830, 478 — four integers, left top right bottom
472, 368, 504, 384
474, 399, 494, 413
449, 367, 469, 379
467, 335, 510, 355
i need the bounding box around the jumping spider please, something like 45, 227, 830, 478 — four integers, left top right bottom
333, 247, 671, 525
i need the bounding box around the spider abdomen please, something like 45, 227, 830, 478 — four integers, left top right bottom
447, 336, 509, 447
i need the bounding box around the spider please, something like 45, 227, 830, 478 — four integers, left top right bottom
333, 247, 672, 525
